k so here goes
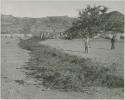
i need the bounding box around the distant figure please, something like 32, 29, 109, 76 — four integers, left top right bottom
40, 33, 45, 40
84, 36, 89, 53
111, 35, 116, 50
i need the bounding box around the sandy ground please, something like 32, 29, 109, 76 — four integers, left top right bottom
40, 38, 124, 77
1, 37, 124, 99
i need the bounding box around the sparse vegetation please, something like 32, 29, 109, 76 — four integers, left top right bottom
1, 15, 75, 35
19, 37, 124, 92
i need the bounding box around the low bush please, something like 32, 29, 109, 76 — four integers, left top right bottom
19, 37, 124, 92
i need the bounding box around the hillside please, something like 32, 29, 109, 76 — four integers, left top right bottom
1, 15, 76, 35
1, 11, 124, 36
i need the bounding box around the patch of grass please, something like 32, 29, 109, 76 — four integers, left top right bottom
19, 37, 124, 92
14, 80, 25, 85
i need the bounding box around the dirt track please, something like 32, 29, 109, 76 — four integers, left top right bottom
1, 37, 124, 99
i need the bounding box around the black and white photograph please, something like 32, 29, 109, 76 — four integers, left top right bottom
1, 0, 124, 99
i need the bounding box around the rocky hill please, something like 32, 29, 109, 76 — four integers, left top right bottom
1, 15, 76, 35
1, 11, 124, 36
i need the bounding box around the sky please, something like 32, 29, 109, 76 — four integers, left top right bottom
1, 0, 124, 18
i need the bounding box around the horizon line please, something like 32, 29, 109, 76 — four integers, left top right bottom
1, 10, 124, 19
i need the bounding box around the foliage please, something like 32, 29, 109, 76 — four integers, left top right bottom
105, 11, 124, 33
64, 6, 124, 39
64, 5, 108, 39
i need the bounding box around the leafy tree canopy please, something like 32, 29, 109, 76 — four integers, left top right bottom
105, 11, 124, 33
64, 5, 108, 39
64, 5, 124, 39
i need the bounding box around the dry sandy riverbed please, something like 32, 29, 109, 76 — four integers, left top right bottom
1, 37, 124, 99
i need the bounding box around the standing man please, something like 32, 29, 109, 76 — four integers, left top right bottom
40, 32, 45, 40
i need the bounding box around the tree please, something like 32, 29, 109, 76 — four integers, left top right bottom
69, 5, 108, 53
104, 11, 124, 50
77, 5, 108, 37
105, 11, 124, 33
64, 5, 108, 39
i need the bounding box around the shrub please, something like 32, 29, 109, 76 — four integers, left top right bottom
19, 37, 124, 92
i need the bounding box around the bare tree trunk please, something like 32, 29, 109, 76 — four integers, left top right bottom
111, 40, 115, 49
85, 46, 88, 53
84, 37, 89, 53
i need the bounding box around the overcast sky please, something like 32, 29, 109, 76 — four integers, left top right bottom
1, 0, 124, 18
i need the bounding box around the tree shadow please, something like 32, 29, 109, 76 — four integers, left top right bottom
90, 46, 110, 50
63, 49, 84, 53
96, 47, 110, 50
